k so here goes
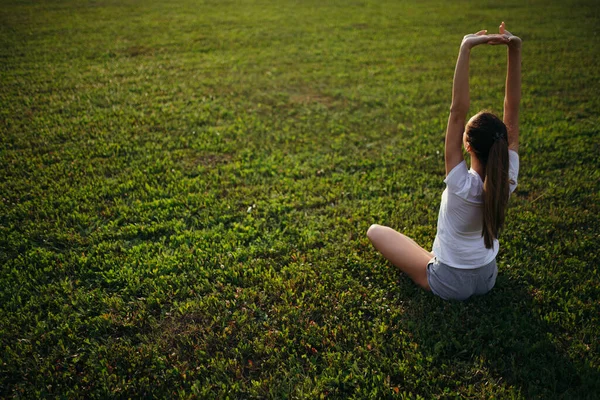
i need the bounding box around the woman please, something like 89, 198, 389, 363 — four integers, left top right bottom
367, 22, 522, 300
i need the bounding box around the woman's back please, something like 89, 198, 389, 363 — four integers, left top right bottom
432, 150, 519, 269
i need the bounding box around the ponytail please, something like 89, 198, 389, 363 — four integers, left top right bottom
482, 138, 510, 248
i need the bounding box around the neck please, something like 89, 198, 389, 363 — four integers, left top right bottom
470, 155, 485, 180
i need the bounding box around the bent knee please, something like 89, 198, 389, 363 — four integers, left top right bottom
366, 224, 385, 241
416, 277, 431, 291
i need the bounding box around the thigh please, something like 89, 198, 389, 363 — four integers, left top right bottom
367, 224, 433, 289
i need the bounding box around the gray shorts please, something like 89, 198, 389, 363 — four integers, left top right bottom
426, 257, 498, 301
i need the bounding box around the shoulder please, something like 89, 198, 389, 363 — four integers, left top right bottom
508, 149, 520, 193
444, 160, 478, 199
444, 160, 467, 184
508, 149, 519, 175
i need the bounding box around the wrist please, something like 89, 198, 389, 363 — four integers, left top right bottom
508, 38, 522, 50
459, 43, 473, 52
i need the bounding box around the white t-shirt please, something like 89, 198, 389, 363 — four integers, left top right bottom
432, 150, 519, 269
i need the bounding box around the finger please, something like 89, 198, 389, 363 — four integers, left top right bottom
488, 34, 508, 41
475, 29, 487, 36
501, 22, 514, 37
488, 36, 509, 45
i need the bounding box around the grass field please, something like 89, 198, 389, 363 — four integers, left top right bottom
1, 0, 599, 398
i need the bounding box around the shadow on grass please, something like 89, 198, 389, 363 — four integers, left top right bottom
401, 271, 600, 398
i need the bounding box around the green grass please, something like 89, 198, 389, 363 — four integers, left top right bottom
1, 0, 599, 397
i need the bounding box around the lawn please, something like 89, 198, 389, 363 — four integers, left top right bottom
1, 0, 599, 398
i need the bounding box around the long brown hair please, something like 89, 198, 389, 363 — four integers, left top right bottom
466, 111, 510, 249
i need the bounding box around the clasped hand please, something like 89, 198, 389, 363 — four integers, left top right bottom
462, 21, 521, 49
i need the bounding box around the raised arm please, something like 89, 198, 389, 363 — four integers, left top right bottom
445, 31, 508, 175
500, 21, 522, 152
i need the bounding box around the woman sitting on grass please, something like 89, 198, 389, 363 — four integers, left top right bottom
367, 22, 522, 300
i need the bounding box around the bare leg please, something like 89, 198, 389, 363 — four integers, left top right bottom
367, 224, 433, 290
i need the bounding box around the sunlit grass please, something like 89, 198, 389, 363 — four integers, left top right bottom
1, 0, 599, 397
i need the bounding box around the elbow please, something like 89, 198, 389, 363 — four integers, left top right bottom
449, 107, 467, 123
504, 100, 521, 111
449, 105, 468, 118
